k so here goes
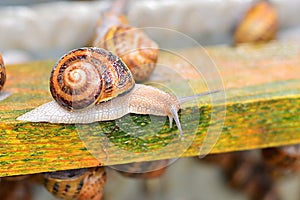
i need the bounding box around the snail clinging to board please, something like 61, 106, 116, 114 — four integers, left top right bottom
17, 47, 218, 141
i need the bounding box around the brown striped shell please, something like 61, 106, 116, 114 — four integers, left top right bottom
43, 167, 106, 200
114, 159, 169, 179
50, 47, 135, 111
234, 1, 278, 44
0, 53, 6, 91
93, 0, 159, 83
95, 25, 159, 82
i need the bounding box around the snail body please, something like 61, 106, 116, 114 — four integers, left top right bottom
43, 167, 106, 200
93, 0, 159, 82
234, 1, 278, 44
17, 83, 183, 138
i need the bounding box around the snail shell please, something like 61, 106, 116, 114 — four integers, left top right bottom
234, 1, 278, 44
114, 159, 169, 179
95, 26, 159, 82
50, 47, 135, 111
43, 167, 106, 200
0, 53, 6, 92
93, 0, 159, 82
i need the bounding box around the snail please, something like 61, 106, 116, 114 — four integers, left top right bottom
113, 159, 169, 179
93, 0, 159, 82
233, 0, 278, 44
43, 167, 106, 200
0, 53, 6, 92
0, 53, 11, 101
202, 151, 279, 200
262, 144, 300, 176
17, 47, 218, 141
0, 177, 32, 200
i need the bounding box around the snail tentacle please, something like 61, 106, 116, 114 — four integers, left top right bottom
168, 104, 184, 141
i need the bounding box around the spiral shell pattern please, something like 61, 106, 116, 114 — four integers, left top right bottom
234, 1, 278, 44
43, 167, 106, 200
0, 54, 6, 91
95, 25, 159, 82
50, 47, 135, 110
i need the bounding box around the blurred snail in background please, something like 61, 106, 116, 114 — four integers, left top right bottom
43, 167, 106, 200
262, 144, 300, 177
202, 151, 280, 200
93, 0, 159, 82
113, 159, 169, 179
0, 53, 6, 92
233, 0, 278, 44
0, 176, 32, 200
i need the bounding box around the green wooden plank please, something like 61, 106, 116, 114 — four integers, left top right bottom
0, 41, 299, 177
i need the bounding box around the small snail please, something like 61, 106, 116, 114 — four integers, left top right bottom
43, 167, 106, 200
0, 177, 32, 200
93, 0, 159, 82
113, 159, 169, 179
233, 0, 278, 44
262, 144, 300, 176
0, 53, 11, 101
0, 53, 6, 92
17, 47, 218, 141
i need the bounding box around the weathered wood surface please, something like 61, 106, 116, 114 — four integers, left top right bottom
0, 41, 299, 177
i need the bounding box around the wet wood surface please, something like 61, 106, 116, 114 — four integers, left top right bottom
0, 41, 299, 177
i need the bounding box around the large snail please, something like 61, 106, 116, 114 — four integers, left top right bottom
233, 0, 278, 44
93, 0, 159, 82
17, 47, 218, 141
43, 167, 106, 200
